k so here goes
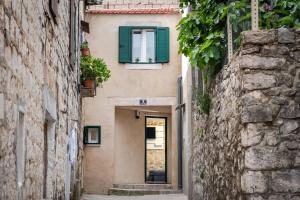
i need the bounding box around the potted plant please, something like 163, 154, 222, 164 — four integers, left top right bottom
80, 41, 90, 56
80, 55, 111, 88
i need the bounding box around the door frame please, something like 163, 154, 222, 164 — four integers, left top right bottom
144, 116, 168, 183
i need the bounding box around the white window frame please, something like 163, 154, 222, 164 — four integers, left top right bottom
88, 128, 99, 144
84, 126, 101, 145
132, 29, 155, 63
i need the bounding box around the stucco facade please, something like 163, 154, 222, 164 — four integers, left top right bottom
82, 11, 181, 194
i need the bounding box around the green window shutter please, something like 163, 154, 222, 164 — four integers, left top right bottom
83, 127, 88, 144
119, 26, 132, 63
156, 27, 170, 63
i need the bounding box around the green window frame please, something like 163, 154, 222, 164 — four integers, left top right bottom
119, 26, 170, 64
83, 126, 101, 144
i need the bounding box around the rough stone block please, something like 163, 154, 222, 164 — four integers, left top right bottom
281, 141, 300, 150
245, 146, 293, 170
295, 152, 300, 167
242, 91, 268, 106
280, 120, 299, 135
242, 30, 276, 45
243, 73, 276, 91
241, 105, 273, 123
240, 55, 285, 70
278, 28, 295, 44
241, 124, 263, 147
264, 129, 280, 146
241, 45, 260, 55
278, 104, 300, 119
241, 171, 268, 193
262, 45, 289, 56
292, 51, 300, 62
268, 194, 293, 200
271, 170, 300, 192
247, 195, 265, 200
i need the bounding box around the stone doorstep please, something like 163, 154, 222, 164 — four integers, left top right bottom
108, 186, 181, 196
113, 183, 173, 190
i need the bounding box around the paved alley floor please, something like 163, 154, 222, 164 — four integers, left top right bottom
81, 194, 188, 200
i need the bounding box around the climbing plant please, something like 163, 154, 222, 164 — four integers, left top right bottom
178, 0, 300, 114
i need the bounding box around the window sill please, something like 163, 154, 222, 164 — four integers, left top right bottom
84, 144, 101, 147
125, 63, 162, 70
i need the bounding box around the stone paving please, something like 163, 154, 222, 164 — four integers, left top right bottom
81, 194, 188, 200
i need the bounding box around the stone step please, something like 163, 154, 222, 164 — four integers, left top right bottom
108, 188, 182, 196
113, 183, 173, 190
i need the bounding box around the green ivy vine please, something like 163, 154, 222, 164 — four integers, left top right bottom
178, 0, 300, 114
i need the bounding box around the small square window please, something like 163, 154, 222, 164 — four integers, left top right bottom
84, 126, 101, 144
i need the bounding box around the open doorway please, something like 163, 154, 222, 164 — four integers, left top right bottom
145, 117, 167, 183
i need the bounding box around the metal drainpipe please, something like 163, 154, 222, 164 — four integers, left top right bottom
176, 76, 183, 190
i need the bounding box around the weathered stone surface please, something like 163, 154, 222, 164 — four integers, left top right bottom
268, 194, 293, 200
243, 73, 276, 91
295, 152, 300, 167
192, 28, 300, 200
241, 124, 263, 147
242, 105, 273, 123
263, 87, 280, 96
241, 171, 268, 193
281, 88, 296, 96
280, 140, 300, 150
247, 195, 265, 200
262, 45, 289, 55
280, 120, 299, 135
271, 170, 300, 193
278, 104, 300, 118
241, 45, 260, 54
0, 1, 83, 200
240, 55, 285, 70
278, 28, 295, 44
242, 91, 268, 106
242, 30, 276, 45
264, 130, 280, 146
293, 51, 300, 62
245, 147, 293, 170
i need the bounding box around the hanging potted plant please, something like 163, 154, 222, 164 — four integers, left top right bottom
80, 55, 111, 88
80, 41, 90, 56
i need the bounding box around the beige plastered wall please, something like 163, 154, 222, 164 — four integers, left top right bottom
114, 108, 173, 184
181, 56, 193, 196
82, 13, 181, 194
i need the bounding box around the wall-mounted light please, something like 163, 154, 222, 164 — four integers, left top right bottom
135, 110, 141, 119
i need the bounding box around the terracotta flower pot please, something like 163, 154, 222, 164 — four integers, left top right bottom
81, 48, 90, 56
83, 79, 95, 88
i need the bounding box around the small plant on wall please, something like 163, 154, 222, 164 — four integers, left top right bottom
80, 55, 111, 88
80, 41, 90, 56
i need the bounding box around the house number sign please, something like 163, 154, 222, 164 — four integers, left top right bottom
139, 99, 147, 105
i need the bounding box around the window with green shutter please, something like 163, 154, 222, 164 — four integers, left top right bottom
119, 26, 170, 64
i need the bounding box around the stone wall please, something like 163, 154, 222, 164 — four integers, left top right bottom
0, 1, 82, 200
147, 149, 166, 172
191, 28, 300, 200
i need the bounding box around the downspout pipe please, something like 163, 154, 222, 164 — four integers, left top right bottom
176, 76, 183, 190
